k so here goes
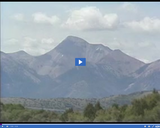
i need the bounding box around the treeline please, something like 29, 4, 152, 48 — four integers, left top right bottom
1, 89, 160, 122
1, 103, 60, 122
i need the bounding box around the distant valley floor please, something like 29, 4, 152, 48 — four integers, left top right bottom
1, 90, 159, 112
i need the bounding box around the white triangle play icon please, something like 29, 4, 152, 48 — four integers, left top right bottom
79, 60, 82, 64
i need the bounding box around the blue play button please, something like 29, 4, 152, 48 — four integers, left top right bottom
75, 58, 86, 66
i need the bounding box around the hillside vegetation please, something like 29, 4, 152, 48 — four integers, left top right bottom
1, 90, 154, 112
1, 89, 160, 122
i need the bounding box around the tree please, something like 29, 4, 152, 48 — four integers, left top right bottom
0, 102, 3, 110
60, 108, 74, 122
95, 101, 103, 112
83, 103, 95, 121
131, 99, 148, 116
67, 111, 87, 122
112, 103, 119, 109
153, 88, 158, 94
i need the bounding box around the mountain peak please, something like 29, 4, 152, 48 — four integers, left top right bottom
66, 35, 81, 39
16, 50, 27, 54
66, 35, 85, 40
53, 36, 89, 56
8, 50, 30, 56
63, 36, 89, 45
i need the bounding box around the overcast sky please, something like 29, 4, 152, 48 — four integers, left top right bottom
1, 2, 160, 63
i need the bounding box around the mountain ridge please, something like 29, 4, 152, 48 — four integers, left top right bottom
1, 36, 160, 98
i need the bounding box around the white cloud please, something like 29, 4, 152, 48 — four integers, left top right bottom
41, 38, 54, 44
12, 13, 24, 21
32, 12, 60, 25
24, 37, 37, 42
120, 2, 138, 13
3, 37, 56, 55
62, 6, 119, 31
6, 38, 19, 44
138, 41, 155, 48
23, 37, 37, 48
125, 17, 160, 33
21, 37, 55, 55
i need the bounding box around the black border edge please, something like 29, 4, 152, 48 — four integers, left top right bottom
0, 1, 2, 124
2, 122, 160, 124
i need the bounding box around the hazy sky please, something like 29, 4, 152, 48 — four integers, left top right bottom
1, 2, 160, 63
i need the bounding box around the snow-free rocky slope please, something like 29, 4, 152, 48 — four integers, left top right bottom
1, 36, 160, 98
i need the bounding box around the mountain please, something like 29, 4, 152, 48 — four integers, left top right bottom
124, 60, 160, 94
8, 50, 34, 64
1, 51, 58, 98
98, 49, 145, 75
28, 36, 113, 78
1, 36, 159, 98
53, 63, 134, 98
